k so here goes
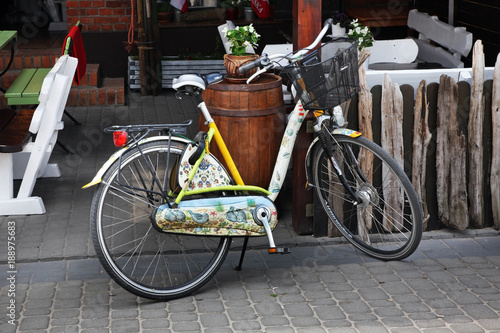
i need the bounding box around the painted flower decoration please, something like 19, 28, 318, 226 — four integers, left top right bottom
223, 24, 260, 56
347, 19, 374, 51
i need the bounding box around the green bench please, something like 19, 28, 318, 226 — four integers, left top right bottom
4, 22, 85, 128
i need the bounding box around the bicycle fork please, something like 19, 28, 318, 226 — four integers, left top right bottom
311, 117, 363, 205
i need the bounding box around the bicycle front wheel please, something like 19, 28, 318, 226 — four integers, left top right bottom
90, 140, 231, 301
312, 134, 423, 261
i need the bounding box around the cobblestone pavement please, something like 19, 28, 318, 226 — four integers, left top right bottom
0, 91, 499, 332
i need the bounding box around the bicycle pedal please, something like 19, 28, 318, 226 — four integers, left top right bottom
268, 247, 291, 255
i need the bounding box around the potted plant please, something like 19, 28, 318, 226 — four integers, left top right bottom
331, 12, 351, 37
222, 23, 260, 78
241, 0, 255, 20
347, 19, 374, 51
156, 1, 173, 23
347, 19, 374, 69
221, 0, 239, 21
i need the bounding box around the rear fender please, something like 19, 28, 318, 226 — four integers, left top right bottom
82, 136, 192, 189
305, 128, 362, 189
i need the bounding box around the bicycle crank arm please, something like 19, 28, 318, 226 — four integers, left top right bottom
253, 206, 291, 255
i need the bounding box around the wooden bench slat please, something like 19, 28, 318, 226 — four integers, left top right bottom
0, 109, 35, 153
6, 68, 51, 105
5, 69, 37, 99
23, 68, 51, 97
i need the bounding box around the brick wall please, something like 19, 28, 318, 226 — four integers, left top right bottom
66, 0, 132, 32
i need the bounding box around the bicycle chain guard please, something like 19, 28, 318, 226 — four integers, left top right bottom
153, 196, 278, 237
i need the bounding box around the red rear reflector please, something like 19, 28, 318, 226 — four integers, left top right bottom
113, 131, 127, 147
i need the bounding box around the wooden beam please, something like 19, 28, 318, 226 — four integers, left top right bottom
293, 0, 322, 49
292, 0, 322, 235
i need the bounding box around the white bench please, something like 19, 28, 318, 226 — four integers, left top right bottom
367, 9, 473, 70
0, 55, 78, 215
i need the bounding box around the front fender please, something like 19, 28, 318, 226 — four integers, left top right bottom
305, 128, 362, 189
82, 136, 192, 189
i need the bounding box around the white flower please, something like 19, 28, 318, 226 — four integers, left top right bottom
358, 37, 363, 44
355, 27, 361, 34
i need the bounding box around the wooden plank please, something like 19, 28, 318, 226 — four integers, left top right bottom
492, 53, 500, 230
468, 40, 485, 228
23, 68, 51, 99
5, 69, 37, 99
356, 65, 373, 239
381, 74, 404, 231
412, 80, 431, 229
436, 75, 468, 230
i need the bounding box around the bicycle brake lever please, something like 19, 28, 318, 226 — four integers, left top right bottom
246, 67, 268, 84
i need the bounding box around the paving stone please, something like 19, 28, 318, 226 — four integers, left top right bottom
51, 326, 80, 333
19, 316, 50, 331
448, 323, 484, 333
260, 316, 290, 326
141, 318, 170, 330
232, 320, 262, 331
283, 303, 314, 317
171, 321, 201, 332
289, 316, 322, 327
199, 313, 229, 327
254, 302, 284, 316
461, 304, 500, 319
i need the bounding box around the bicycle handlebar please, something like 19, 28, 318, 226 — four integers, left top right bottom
238, 54, 271, 75
238, 18, 335, 81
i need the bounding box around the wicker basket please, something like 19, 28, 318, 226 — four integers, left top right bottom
281, 38, 360, 110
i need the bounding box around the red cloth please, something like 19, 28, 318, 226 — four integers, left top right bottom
251, 0, 271, 19
62, 26, 87, 85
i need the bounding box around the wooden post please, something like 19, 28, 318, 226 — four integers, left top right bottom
292, 0, 321, 235
381, 74, 405, 231
468, 40, 485, 228
492, 53, 500, 230
412, 80, 432, 229
436, 75, 468, 230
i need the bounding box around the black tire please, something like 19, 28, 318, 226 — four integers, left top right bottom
312, 134, 423, 261
90, 140, 231, 300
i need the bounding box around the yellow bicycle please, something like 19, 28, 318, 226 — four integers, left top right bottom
85, 19, 423, 301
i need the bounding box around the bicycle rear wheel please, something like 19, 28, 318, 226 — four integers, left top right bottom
312, 134, 423, 261
90, 140, 231, 300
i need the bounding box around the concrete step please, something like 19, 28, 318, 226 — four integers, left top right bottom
68, 77, 125, 107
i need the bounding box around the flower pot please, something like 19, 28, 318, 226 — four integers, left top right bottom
331, 23, 347, 37
226, 8, 237, 20
243, 6, 255, 20
223, 54, 259, 78
158, 11, 173, 23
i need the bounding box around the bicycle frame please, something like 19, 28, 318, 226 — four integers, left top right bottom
192, 97, 309, 202
177, 96, 363, 205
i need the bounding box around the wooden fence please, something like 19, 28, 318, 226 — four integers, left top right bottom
328, 40, 500, 233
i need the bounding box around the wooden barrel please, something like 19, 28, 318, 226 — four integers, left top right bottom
199, 74, 285, 189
